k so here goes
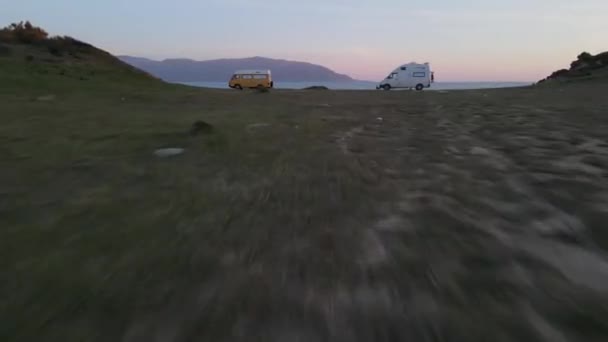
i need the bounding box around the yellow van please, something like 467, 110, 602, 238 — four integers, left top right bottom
229, 70, 273, 90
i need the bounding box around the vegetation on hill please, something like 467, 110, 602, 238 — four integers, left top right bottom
0, 21, 158, 92
0, 21, 49, 44
0, 22, 35, 57
539, 51, 608, 83
0, 21, 100, 57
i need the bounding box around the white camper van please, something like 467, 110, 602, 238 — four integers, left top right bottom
377, 63, 434, 91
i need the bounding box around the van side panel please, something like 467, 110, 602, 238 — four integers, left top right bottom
396, 65, 431, 88
229, 72, 272, 89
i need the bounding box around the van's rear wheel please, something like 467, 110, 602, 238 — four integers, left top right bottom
415, 84, 424, 91
382, 84, 391, 91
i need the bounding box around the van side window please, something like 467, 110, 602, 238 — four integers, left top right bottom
253, 75, 267, 79
413, 72, 426, 77
387, 72, 398, 79
232, 75, 240, 79
400, 67, 407, 71
242, 75, 253, 79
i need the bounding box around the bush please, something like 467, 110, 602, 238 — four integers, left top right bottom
62, 36, 93, 49
553, 69, 570, 77
47, 44, 62, 56
303, 86, 329, 90
596, 52, 608, 65
0, 30, 11, 43
190, 121, 214, 136
0, 21, 48, 44
577, 52, 593, 62
45, 37, 66, 56
43, 36, 95, 57
0, 44, 10, 55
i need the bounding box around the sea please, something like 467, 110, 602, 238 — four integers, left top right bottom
178, 81, 532, 91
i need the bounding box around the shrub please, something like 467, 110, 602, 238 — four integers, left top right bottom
577, 52, 593, 62
0, 44, 10, 55
43, 36, 95, 57
596, 52, 608, 65
303, 86, 329, 90
45, 37, 67, 56
190, 121, 214, 136
0, 30, 12, 43
47, 44, 62, 56
547, 69, 569, 79
0, 21, 48, 44
62, 36, 93, 49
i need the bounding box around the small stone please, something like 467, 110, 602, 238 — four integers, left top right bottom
154, 148, 184, 157
247, 123, 270, 131
384, 168, 400, 178
446, 146, 461, 154
36, 95, 56, 101
470, 146, 490, 156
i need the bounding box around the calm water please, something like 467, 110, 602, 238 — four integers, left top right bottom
179, 80, 531, 90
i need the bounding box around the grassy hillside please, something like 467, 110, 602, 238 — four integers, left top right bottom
0, 22, 161, 96
539, 51, 608, 84
3, 23, 608, 342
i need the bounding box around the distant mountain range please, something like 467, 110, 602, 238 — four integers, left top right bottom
117, 56, 354, 82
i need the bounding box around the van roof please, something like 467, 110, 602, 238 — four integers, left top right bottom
234, 69, 271, 75
400, 62, 429, 66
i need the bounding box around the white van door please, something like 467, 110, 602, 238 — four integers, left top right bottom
405, 71, 417, 88
386, 71, 399, 87
396, 66, 411, 88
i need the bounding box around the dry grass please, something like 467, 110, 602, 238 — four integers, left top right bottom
2, 46, 608, 341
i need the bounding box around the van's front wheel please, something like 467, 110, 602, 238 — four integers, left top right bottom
415, 84, 424, 91
234, 84, 242, 90
382, 84, 391, 91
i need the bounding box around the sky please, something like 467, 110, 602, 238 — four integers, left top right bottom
1, 0, 607, 81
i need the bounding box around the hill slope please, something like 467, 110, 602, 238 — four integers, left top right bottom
0, 23, 161, 94
118, 55, 355, 82
539, 51, 608, 84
